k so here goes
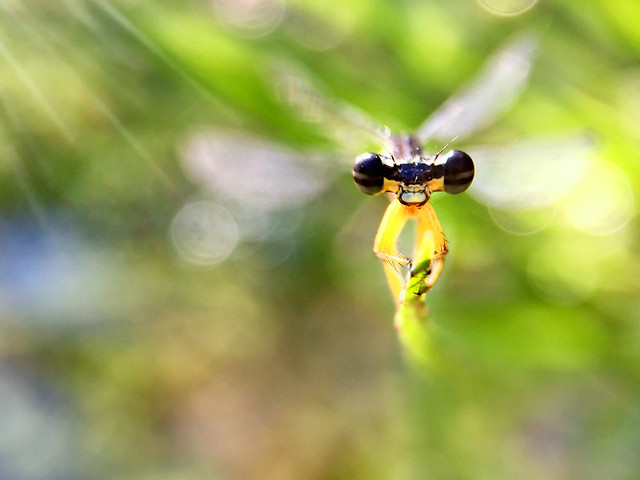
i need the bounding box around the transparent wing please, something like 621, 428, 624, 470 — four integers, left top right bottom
180, 129, 332, 212
276, 61, 391, 151
467, 133, 597, 210
416, 33, 538, 144
174, 129, 335, 265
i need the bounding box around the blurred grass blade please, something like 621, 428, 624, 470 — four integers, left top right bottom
394, 224, 436, 367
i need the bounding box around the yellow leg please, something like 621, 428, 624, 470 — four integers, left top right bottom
412, 203, 448, 296
373, 199, 411, 305
373, 200, 448, 305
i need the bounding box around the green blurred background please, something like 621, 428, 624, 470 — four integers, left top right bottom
0, 0, 639, 479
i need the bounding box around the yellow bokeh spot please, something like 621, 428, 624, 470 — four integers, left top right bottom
562, 162, 635, 236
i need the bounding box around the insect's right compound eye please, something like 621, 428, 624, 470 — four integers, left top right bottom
353, 153, 386, 195
443, 150, 474, 194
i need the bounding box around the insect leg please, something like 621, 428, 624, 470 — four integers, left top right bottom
413, 202, 448, 294
373, 199, 412, 305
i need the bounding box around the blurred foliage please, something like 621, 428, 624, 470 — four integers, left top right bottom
0, 0, 640, 479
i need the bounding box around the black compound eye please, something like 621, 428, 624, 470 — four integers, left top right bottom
353, 152, 387, 195
443, 150, 474, 194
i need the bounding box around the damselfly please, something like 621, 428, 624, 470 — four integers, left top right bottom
179, 33, 595, 308
284, 33, 538, 305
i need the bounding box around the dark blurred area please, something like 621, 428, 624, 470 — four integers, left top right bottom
0, 0, 639, 479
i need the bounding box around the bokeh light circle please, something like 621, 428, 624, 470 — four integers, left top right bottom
562, 162, 635, 236
171, 200, 239, 266
476, 0, 538, 16
488, 206, 557, 235
213, 0, 286, 37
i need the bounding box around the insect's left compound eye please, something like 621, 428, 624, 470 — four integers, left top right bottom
443, 150, 475, 194
353, 152, 387, 195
